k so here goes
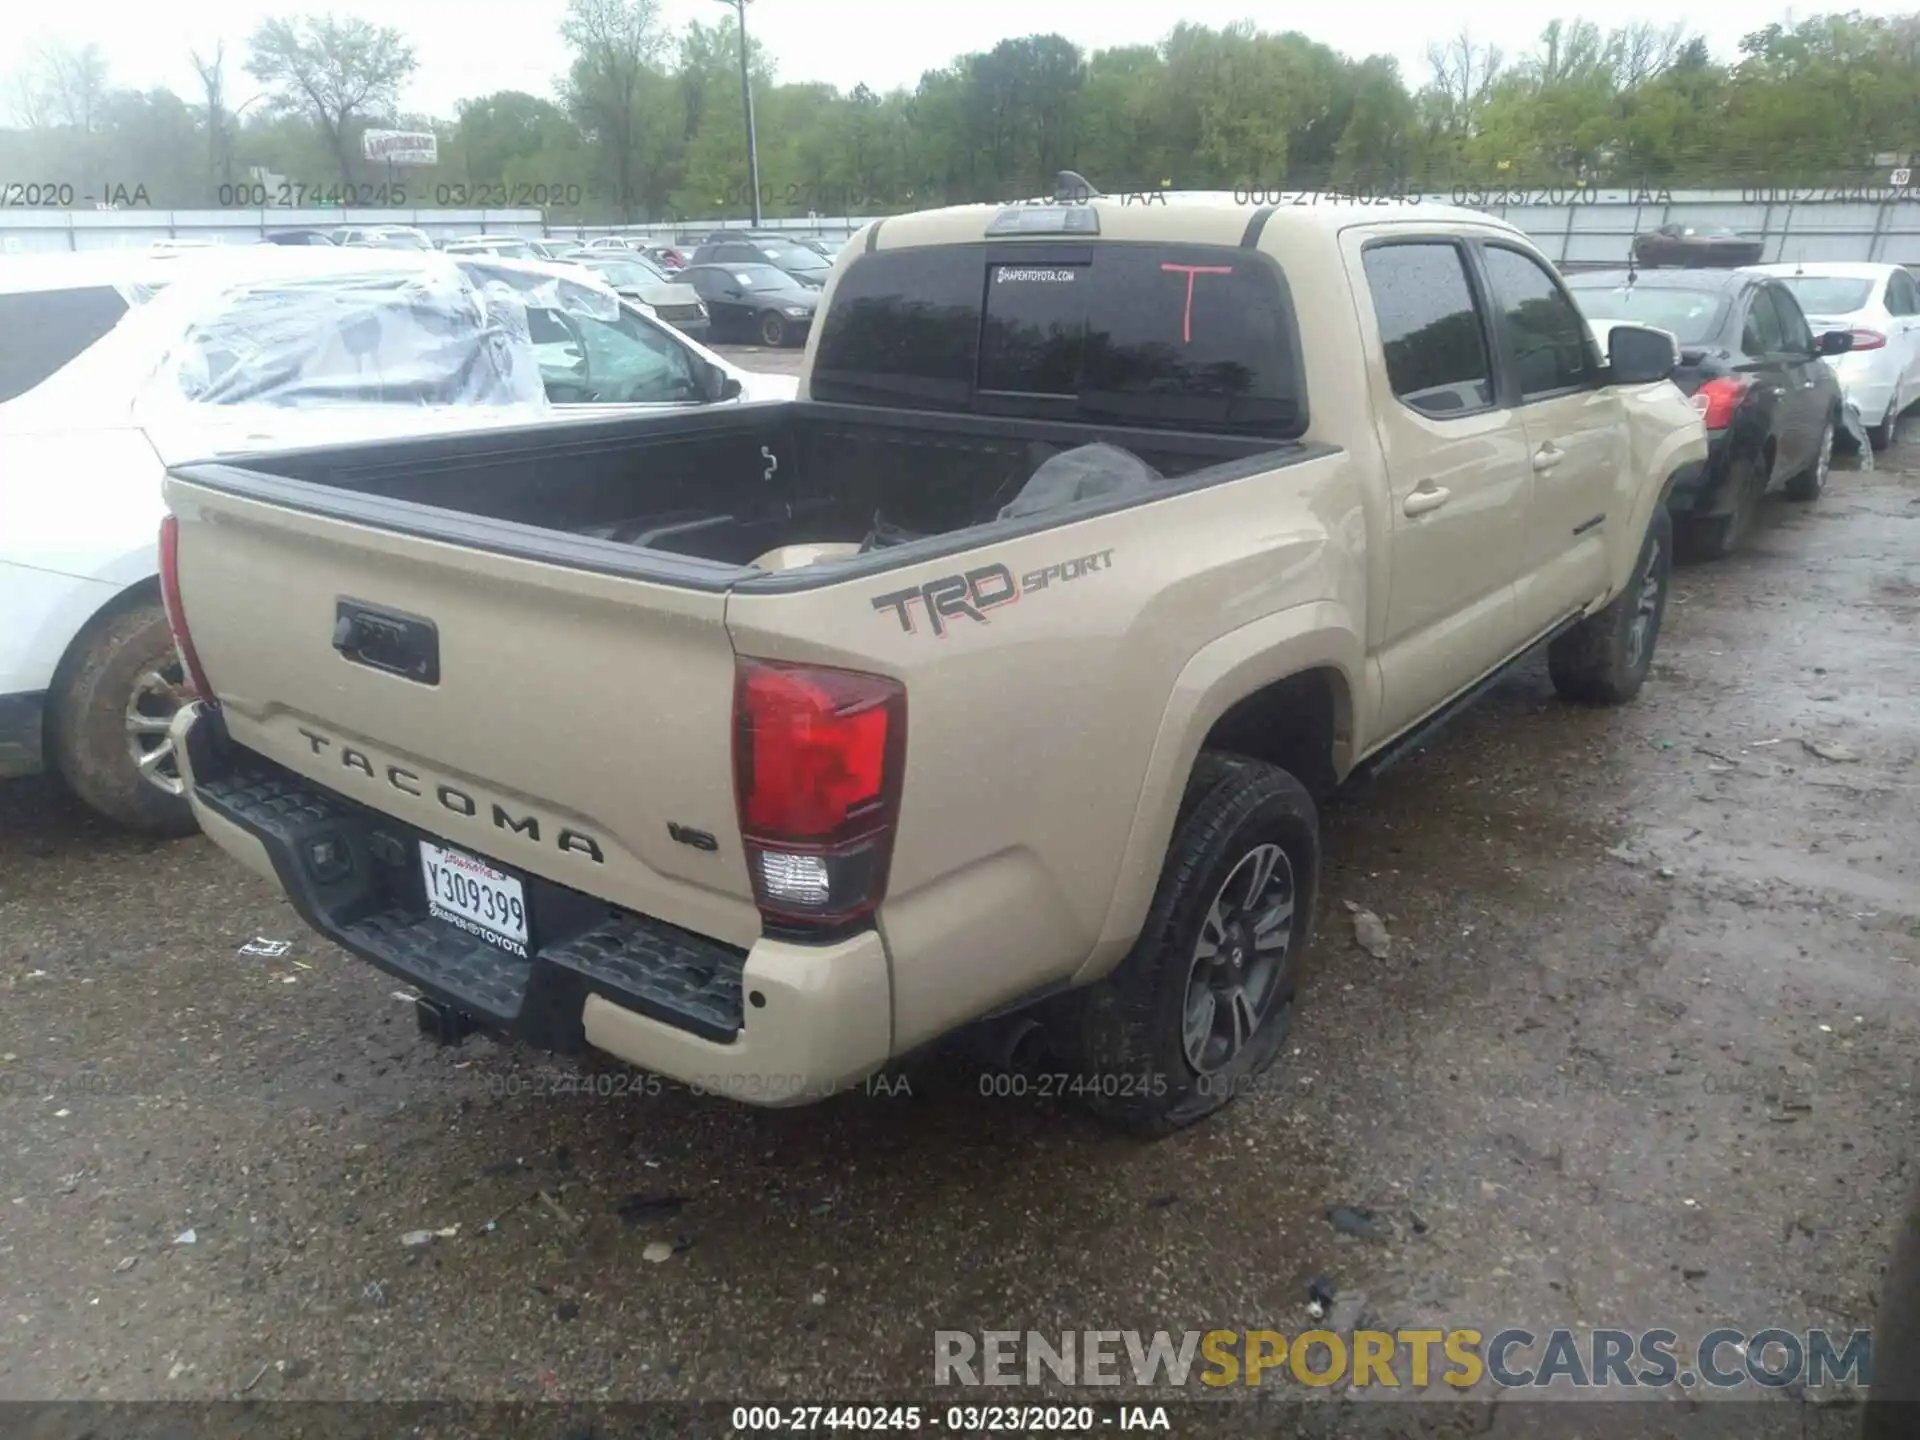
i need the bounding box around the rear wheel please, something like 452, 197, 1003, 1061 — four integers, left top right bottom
758, 311, 788, 347
1783, 417, 1834, 502
1070, 754, 1318, 1138
47, 597, 198, 835
1549, 505, 1672, 706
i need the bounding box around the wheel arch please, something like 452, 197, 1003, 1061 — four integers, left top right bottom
49, 575, 165, 693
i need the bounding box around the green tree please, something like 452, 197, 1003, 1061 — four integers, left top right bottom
246, 16, 417, 185
560, 0, 671, 220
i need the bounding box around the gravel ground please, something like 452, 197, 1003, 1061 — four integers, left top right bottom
2, 385, 1916, 1428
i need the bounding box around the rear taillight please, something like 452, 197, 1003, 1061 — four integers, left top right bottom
1845, 327, 1887, 351
733, 658, 906, 929
1690, 375, 1750, 430
157, 515, 215, 701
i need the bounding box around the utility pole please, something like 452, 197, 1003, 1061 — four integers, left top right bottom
716, 0, 764, 225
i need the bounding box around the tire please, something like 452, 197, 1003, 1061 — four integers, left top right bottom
1548, 504, 1672, 706
758, 311, 787, 347
1783, 416, 1834, 502
1681, 447, 1763, 560
46, 597, 199, 836
1069, 753, 1318, 1138
1863, 1177, 1920, 1434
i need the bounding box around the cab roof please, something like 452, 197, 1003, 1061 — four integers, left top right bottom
1566, 266, 1754, 291
1750, 261, 1908, 280
867, 192, 1526, 251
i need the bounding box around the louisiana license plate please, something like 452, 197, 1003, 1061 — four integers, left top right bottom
420, 841, 529, 957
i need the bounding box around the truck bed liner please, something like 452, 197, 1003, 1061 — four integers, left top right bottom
171, 401, 1309, 589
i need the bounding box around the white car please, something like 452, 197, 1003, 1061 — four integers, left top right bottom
331, 225, 436, 251
0, 248, 794, 833
442, 236, 544, 261
1755, 262, 1920, 449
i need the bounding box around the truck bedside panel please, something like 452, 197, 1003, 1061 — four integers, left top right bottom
723, 449, 1361, 1050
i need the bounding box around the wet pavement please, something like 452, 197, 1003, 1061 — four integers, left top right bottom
1, 407, 1916, 1422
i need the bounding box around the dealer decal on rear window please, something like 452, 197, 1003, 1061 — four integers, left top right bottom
871, 548, 1115, 638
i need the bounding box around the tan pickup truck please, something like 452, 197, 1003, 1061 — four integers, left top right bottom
161, 195, 1707, 1135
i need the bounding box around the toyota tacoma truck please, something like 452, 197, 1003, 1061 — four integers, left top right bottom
159, 195, 1707, 1136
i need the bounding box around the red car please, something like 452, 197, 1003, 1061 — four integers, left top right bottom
642, 245, 686, 272
1631, 223, 1765, 269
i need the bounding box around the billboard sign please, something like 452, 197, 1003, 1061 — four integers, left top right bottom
362, 130, 439, 166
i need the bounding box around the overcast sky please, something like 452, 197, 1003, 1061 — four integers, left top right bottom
3, 1, 1910, 120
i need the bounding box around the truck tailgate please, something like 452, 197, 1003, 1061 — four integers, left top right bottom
165, 476, 762, 952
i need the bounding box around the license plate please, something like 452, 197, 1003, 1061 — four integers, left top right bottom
420, 841, 529, 957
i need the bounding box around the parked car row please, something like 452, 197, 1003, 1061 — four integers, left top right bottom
0, 244, 798, 831
1565, 260, 1917, 556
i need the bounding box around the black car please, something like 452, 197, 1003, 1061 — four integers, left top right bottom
676, 263, 818, 346
1566, 267, 1852, 557
1631, 223, 1764, 270
687, 236, 833, 290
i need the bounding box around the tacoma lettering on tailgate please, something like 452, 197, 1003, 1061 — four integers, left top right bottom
871, 548, 1115, 637
296, 727, 605, 862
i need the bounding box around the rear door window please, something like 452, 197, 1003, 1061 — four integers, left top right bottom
1361, 241, 1494, 417
1884, 269, 1917, 316
1742, 289, 1787, 354
0, 286, 132, 401
1769, 286, 1815, 353
812, 243, 1305, 436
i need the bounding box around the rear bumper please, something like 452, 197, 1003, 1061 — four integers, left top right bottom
1664, 455, 1712, 513
0, 691, 46, 780
1666, 434, 1746, 519
1828, 354, 1900, 425
173, 703, 893, 1103
666, 317, 711, 341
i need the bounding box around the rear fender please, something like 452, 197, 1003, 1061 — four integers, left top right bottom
1076, 601, 1364, 985
1607, 391, 1709, 598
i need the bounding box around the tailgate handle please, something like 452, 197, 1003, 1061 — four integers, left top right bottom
333, 600, 440, 685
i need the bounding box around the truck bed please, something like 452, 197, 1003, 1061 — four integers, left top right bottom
170, 400, 1305, 589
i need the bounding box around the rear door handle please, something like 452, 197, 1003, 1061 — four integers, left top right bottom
1403, 482, 1452, 517
1532, 443, 1564, 473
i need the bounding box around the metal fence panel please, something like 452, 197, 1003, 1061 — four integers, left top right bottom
1, 195, 1913, 267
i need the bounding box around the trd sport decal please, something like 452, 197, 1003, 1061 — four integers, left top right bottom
871, 548, 1115, 637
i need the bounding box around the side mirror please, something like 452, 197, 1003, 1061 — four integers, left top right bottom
717, 374, 745, 402
1818, 329, 1854, 357
1606, 323, 1678, 386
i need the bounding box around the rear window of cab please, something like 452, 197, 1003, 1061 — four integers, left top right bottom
811, 243, 1307, 438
